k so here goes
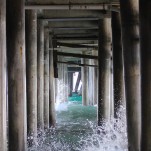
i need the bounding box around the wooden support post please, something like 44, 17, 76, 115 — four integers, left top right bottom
111, 12, 124, 118
53, 50, 58, 78
98, 18, 112, 125
0, 0, 7, 150
75, 72, 81, 93
49, 39, 56, 127
119, 0, 141, 150
110, 57, 114, 117
37, 20, 44, 130
7, 0, 27, 150
140, 1, 151, 150
88, 59, 93, 105
63, 64, 68, 101
44, 29, 49, 129
68, 72, 73, 97
92, 50, 98, 105
25, 10, 37, 144
82, 55, 88, 106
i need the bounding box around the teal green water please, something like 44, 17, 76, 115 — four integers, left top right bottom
68, 93, 82, 102
28, 101, 128, 151
55, 102, 97, 145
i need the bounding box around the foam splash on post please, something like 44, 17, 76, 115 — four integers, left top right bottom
55, 79, 69, 112
77, 106, 128, 151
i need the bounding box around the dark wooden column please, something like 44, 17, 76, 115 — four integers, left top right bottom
92, 50, 98, 105
44, 29, 49, 129
25, 10, 37, 144
140, 0, 151, 150
49, 39, 56, 127
37, 20, 44, 130
0, 0, 7, 150
6, 0, 27, 150
98, 18, 112, 125
82, 57, 88, 106
119, 0, 141, 150
111, 12, 124, 118
68, 72, 73, 97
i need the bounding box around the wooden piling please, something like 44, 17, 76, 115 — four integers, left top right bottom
119, 0, 141, 150
92, 50, 98, 105
68, 72, 73, 97
37, 20, 44, 130
98, 18, 112, 125
44, 29, 49, 129
140, 0, 151, 150
82, 56, 88, 106
111, 12, 124, 118
6, 0, 27, 149
49, 40, 56, 127
25, 10, 37, 144
0, 0, 7, 150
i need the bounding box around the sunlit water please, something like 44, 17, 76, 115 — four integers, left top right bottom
28, 102, 128, 151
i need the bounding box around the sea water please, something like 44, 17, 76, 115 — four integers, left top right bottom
28, 79, 128, 151
28, 102, 128, 151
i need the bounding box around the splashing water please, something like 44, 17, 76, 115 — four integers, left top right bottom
56, 79, 68, 103
28, 80, 128, 151
28, 103, 128, 151
77, 106, 128, 151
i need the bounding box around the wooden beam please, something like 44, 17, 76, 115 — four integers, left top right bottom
52, 36, 98, 40
25, 4, 118, 11
57, 51, 98, 59
57, 61, 98, 67
57, 42, 98, 49
68, 67, 81, 72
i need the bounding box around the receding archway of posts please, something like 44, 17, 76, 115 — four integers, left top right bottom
140, 0, 151, 150
25, 10, 37, 144
0, 0, 7, 150
7, 0, 27, 150
119, 0, 141, 150
98, 18, 112, 126
111, 11, 124, 118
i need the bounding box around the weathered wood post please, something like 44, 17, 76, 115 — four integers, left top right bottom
88, 58, 94, 105
0, 0, 7, 150
6, 0, 27, 150
37, 20, 44, 130
140, 1, 151, 150
44, 29, 49, 129
92, 50, 98, 105
98, 18, 112, 125
25, 10, 37, 144
82, 54, 88, 106
111, 12, 124, 118
68, 72, 73, 97
119, 0, 141, 150
110, 56, 114, 117
49, 39, 56, 127
64, 64, 68, 101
